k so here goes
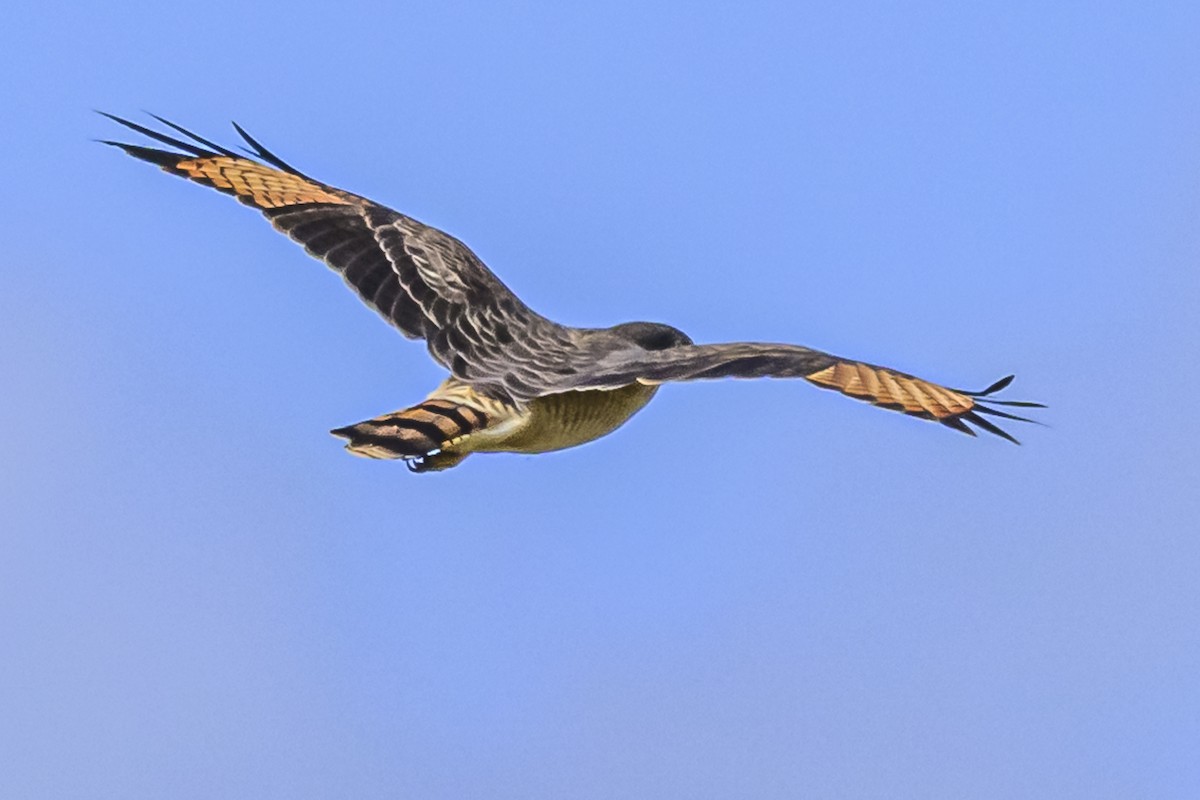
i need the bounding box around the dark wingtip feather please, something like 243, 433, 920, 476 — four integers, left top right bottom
144, 112, 241, 158
231, 120, 309, 178
98, 139, 185, 168
959, 374, 1015, 397
973, 404, 1042, 425
941, 416, 978, 437
96, 111, 214, 157
984, 399, 1046, 408
962, 411, 1021, 445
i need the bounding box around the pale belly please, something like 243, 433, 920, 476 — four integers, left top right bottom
471, 383, 659, 454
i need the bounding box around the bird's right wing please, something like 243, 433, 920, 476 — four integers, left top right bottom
547, 341, 1042, 442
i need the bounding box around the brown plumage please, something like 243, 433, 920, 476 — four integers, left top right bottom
101, 113, 1042, 472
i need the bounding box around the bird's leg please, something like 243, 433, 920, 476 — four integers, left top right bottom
404, 450, 471, 473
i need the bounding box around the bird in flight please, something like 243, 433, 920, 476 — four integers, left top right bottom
101, 113, 1041, 472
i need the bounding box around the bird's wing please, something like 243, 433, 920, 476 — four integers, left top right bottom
100, 113, 555, 388
545, 341, 1042, 442
365, 207, 584, 398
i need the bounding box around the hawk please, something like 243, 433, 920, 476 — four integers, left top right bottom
101, 113, 1041, 472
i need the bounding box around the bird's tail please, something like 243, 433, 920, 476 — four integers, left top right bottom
331, 399, 490, 469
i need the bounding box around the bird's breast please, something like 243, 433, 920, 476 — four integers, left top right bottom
481, 383, 659, 454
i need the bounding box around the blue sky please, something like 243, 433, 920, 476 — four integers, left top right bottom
3, 2, 1199, 797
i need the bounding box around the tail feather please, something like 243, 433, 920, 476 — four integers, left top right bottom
331, 400, 489, 461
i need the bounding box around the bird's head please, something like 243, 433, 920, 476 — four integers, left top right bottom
609, 321, 693, 350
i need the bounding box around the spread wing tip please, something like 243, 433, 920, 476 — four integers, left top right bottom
144, 111, 241, 158
96, 110, 316, 185
95, 110, 217, 158
950, 374, 1044, 444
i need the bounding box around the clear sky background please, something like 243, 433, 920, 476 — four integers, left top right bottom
3, 2, 1199, 798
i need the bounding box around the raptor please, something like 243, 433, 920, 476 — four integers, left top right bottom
101, 113, 1041, 472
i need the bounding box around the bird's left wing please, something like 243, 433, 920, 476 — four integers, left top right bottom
99, 113, 559, 391
545, 342, 1042, 442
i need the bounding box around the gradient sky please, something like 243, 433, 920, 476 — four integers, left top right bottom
3, 2, 1199, 798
